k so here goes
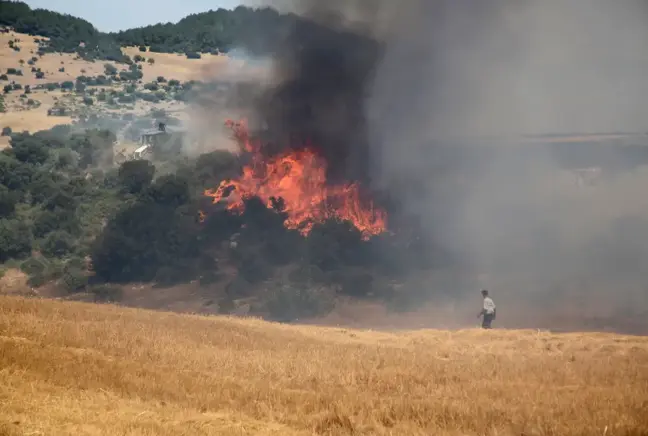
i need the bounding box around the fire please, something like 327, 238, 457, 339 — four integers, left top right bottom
203, 119, 387, 240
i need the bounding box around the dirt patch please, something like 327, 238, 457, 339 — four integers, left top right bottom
0, 268, 34, 296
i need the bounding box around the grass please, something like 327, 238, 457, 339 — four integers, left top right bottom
0, 296, 647, 435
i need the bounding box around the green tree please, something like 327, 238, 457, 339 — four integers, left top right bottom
9, 132, 50, 165
40, 230, 75, 257
117, 160, 155, 193
0, 218, 32, 262
0, 185, 18, 217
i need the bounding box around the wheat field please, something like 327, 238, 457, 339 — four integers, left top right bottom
0, 295, 647, 435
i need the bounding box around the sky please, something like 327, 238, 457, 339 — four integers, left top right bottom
24, 0, 259, 32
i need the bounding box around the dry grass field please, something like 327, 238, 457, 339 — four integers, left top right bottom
1, 295, 647, 436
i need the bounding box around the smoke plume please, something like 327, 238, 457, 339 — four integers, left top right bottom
250, 0, 648, 331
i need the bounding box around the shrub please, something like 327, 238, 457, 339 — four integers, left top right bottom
61, 260, 88, 293
143, 82, 159, 91
0, 218, 32, 262
104, 63, 118, 75
40, 231, 75, 257
90, 284, 123, 303
264, 282, 336, 322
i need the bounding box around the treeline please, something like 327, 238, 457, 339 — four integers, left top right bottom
112, 6, 290, 56
0, 0, 296, 61
0, 0, 124, 61
0, 121, 432, 320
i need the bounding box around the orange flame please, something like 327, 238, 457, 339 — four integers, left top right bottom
203, 119, 387, 240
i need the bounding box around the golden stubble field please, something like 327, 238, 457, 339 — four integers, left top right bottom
0, 295, 647, 436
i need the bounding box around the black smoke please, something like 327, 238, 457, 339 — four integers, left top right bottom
248, 8, 384, 186
237, 0, 648, 333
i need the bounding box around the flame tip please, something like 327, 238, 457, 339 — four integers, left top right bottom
202, 118, 388, 238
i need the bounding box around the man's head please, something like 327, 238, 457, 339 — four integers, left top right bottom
481, 289, 489, 298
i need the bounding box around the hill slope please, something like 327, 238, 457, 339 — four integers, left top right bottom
0, 0, 292, 60
1, 295, 647, 435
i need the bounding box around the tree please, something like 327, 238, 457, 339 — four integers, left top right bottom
40, 230, 75, 257
91, 201, 201, 283
9, 132, 50, 165
0, 185, 18, 217
104, 63, 117, 75
0, 154, 34, 193
117, 160, 155, 193
145, 174, 190, 208
0, 218, 32, 262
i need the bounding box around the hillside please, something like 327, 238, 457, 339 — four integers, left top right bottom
1, 295, 647, 435
0, 0, 293, 60
0, 28, 256, 147
3, 0, 648, 336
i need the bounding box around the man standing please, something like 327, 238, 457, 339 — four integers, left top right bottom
478, 289, 496, 329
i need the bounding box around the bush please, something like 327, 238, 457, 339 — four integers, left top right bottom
40, 231, 76, 257
104, 63, 118, 75
138, 46, 147, 52
264, 282, 336, 322
0, 185, 18, 217
34, 71, 44, 79
185, 52, 201, 59
90, 284, 123, 303
20, 256, 53, 287
60, 260, 88, 293
117, 160, 155, 193
0, 218, 32, 262
1, 126, 11, 136
20, 256, 47, 276
143, 82, 159, 91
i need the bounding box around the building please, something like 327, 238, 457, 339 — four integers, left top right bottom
138, 122, 187, 159
140, 122, 186, 147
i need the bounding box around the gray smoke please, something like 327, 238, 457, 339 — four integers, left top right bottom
262, 0, 648, 331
